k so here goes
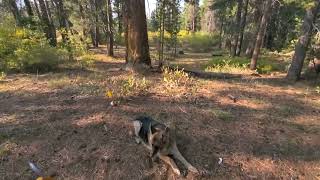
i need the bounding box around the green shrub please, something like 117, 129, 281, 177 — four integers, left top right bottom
205, 57, 251, 74
0, 25, 66, 73
58, 29, 89, 57
205, 55, 284, 74
163, 67, 191, 87
178, 31, 220, 52
120, 75, 149, 96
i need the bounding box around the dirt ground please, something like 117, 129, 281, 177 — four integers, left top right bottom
0, 47, 320, 180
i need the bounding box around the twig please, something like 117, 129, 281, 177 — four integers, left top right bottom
178, 106, 187, 114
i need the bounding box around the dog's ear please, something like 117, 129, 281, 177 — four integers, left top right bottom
151, 124, 166, 133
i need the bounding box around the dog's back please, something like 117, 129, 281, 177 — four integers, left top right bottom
134, 116, 166, 143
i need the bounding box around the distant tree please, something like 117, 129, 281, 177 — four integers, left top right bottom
184, 0, 199, 32
250, 0, 272, 70
236, 0, 249, 56
149, 10, 159, 31
4, 0, 22, 25
24, 0, 34, 17
200, 0, 218, 33
106, 0, 114, 56
287, 0, 320, 81
54, 0, 69, 43
38, 0, 57, 46
231, 0, 243, 57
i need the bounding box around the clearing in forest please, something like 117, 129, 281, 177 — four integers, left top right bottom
0, 47, 319, 180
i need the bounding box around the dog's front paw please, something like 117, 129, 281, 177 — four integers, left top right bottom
135, 137, 141, 144
173, 168, 181, 176
188, 166, 199, 174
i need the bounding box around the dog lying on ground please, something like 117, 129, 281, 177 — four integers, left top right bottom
133, 116, 198, 175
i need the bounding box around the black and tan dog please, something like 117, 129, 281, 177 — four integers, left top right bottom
133, 116, 198, 175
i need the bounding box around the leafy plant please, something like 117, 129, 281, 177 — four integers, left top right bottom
120, 75, 149, 96
0, 25, 66, 73
178, 31, 220, 52
205, 57, 251, 74
163, 67, 191, 88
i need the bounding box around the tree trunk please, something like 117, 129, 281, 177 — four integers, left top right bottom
250, 0, 272, 70
34, 0, 42, 21
287, 0, 320, 81
55, 0, 69, 43
231, 0, 243, 57
24, 0, 34, 17
115, 0, 122, 36
89, 0, 100, 47
123, 0, 151, 69
218, 17, 224, 49
7, 0, 22, 25
236, 0, 249, 56
38, 0, 57, 46
107, 0, 114, 56
77, 1, 87, 38
191, 3, 197, 32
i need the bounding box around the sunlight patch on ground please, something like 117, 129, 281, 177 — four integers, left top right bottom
293, 115, 320, 127
0, 114, 17, 124
73, 112, 105, 127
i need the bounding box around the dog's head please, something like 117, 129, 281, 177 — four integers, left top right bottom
150, 124, 170, 149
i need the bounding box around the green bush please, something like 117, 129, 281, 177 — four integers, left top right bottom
0, 25, 66, 73
178, 31, 220, 52
58, 29, 89, 57
205, 56, 284, 74
205, 57, 251, 73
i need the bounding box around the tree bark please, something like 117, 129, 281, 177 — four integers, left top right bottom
107, 0, 114, 56
231, 0, 243, 57
287, 0, 320, 81
250, 0, 272, 70
236, 0, 249, 56
38, 0, 57, 46
123, 0, 151, 69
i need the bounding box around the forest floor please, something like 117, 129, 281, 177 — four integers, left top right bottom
0, 47, 320, 180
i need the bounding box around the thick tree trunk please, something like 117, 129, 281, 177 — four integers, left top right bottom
250, 0, 272, 70
123, 0, 151, 69
38, 0, 57, 46
287, 0, 320, 81
24, 0, 34, 17
107, 0, 114, 56
231, 0, 243, 57
236, 0, 249, 56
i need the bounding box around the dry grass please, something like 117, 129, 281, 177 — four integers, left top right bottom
0, 47, 319, 180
